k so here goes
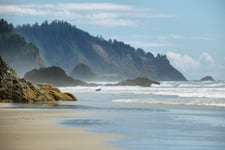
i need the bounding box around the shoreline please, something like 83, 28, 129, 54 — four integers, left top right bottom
0, 104, 122, 150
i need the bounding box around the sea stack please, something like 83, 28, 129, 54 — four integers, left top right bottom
200, 76, 215, 81
24, 66, 87, 87
114, 77, 160, 87
70, 63, 95, 81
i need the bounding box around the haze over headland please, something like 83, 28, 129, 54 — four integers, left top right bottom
0, 0, 225, 80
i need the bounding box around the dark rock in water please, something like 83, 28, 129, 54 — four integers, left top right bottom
114, 77, 160, 87
0, 56, 76, 103
24, 66, 87, 87
70, 63, 95, 81
96, 88, 101, 92
200, 76, 215, 81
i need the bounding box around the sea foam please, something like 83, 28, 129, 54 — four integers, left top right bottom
60, 81, 225, 107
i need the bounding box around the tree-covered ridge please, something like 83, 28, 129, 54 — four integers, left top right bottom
0, 19, 45, 76
0, 19, 13, 34
15, 20, 186, 81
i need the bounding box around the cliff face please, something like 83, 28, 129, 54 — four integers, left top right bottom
15, 20, 186, 81
0, 56, 76, 103
0, 19, 46, 77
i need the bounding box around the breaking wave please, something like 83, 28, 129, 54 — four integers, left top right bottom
60, 81, 225, 107
112, 98, 225, 107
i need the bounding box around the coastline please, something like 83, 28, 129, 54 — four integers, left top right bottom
0, 104, 122, 150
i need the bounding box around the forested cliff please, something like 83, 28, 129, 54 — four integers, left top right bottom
14, 20, 186, 81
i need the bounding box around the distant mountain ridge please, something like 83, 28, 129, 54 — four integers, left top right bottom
15, 20, 186, 81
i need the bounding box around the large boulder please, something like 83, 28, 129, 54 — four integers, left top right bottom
114, 77, 160, 87
0, 56, 76, 103
200, 76, 215, 81
38, 84, 76, 101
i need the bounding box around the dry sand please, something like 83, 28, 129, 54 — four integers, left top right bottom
0, 104, 122, 150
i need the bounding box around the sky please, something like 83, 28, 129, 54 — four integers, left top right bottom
0, 0, 225, 80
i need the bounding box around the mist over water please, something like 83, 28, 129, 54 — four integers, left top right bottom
59, 81, 225, 150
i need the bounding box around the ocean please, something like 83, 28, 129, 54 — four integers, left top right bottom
59, 81, 225, 150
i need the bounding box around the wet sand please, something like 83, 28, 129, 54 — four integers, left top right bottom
0, 104, 121, 150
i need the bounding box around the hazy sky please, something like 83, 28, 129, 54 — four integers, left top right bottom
0, 0, 225, 80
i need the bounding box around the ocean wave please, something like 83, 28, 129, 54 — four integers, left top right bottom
112, 99, 225, 107
152, 81, 225, 88
149, 88, 225, 98
60, 81, 225, 99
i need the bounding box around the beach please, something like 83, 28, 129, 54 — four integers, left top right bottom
0, 104, 121, 150
1, 81, 225, 150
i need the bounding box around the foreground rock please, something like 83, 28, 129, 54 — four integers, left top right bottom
0, 56, 76, 103
200, 76, 215, 81
113, 77, 160, 87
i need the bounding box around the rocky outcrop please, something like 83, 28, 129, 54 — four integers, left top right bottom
200, 76, 215, 81
0, 56, 76, 103
70, 63, 95, 81
24, 66, 87, 87
38, 84, 76, 101
114, 77, 160, 87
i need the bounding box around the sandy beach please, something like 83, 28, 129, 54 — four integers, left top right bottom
0, 104, 121, 150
